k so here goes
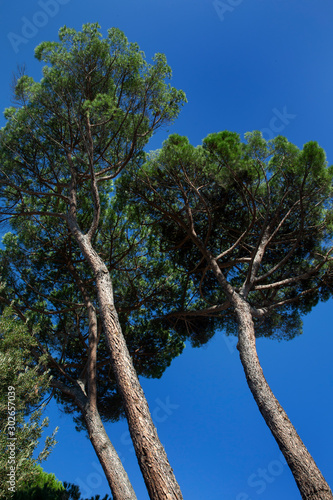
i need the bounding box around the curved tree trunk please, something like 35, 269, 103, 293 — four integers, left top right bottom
234, 296, 333, 500
82, 404, 137, 500
69, 226, 183, 500
202, 248, 332, 499
5, 296, 135, 499
51, 379, 137, 500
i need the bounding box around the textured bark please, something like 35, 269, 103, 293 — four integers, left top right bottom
51, 379, 137, 500
82, 405, 137, 500
200, 248, 332, 499
68, 225, 183, 500
234, 297, 332, 500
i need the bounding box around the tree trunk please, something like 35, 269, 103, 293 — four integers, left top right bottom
82, 404, 137, 500
69, 228, 183, 500
234, 296, 333, 500
51, 379, 137, 500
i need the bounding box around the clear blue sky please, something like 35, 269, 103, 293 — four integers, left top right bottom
1, 1, 333, 499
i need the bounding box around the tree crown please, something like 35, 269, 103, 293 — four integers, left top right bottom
116, 131, 333, 342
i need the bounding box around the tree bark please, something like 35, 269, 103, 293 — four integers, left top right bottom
199, 247, 332, 499
51, 379, 137, 500
82, 403, 137, 500
68, 225, 183, 500
234, 296, 333, 500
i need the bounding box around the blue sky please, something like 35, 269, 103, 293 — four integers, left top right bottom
1, 1, 333, 499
